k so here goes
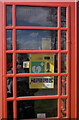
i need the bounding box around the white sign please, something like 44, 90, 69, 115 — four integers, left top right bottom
23, 61, 29, 68
37, 113, 46, 118
42, 38, 51, 50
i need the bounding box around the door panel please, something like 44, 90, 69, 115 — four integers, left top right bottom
2, 2, 75, 119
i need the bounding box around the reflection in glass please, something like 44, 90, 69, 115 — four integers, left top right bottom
16, 30, 58, 50
17, 76, 58, 97
17, 99, 57, 119
61, 76, 67, 95
61, 99, 66, 117
7, 54, 13, 74
61, 7, 66, 27
61, 53, 66, 73
16, 53, 58, 74
61, 31, 66, 50
6, 6, 12, 26
7, 30, 12, 50
16, 6, 57, 27
7, 101, 13, 119
7, 77, 13, 98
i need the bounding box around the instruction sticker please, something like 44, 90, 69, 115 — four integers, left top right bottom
29, 77, 54, 89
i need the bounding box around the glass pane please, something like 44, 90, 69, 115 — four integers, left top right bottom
61, 76, 67, 95
6, 6, 12, 26
17, 76, 58, 97
7, 77, 13, 98
7, 101, 13, 119
61, 53, 66, 73
61, 99, 67, 117
61, 31, 66, 50
7, 54, 13, 74
16, 30, 58, 50
61, 7, 66, 27
7, 30, 13, 50
17, 99, 58, 119
16, 53, 58, 74
16, 6, 57, 27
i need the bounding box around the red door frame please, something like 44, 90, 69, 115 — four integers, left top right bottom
0, 1, 77, 119
0, 2, 2, 120
77, 1, 79, 119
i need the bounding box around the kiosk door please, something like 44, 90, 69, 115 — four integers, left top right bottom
1, 1, 77, 119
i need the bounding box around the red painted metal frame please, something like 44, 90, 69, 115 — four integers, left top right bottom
70, 2, 77, 119
77, 2, 79, 119
0, 2, 2, 120
75, 1, 77, 119
1, 1, 77, 120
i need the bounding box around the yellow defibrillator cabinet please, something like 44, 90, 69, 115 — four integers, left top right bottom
29, 53, 54, 89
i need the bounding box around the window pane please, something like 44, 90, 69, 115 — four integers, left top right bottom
60, 99, 67, 117
61, 53, 66, 73
61, 7, 66, 27
7, 30, 13, 50
61, 76, 67, 95
16, 53, 58, 74
61, 31, 66, 50
17, 76, 58, 97
16, 30, 58, 50
16, 6, 57, 27
7, 54, 13, 74
17, 99, 58, 119
7, 77, 13, 98
7, 101, 13, 119
6, 6, 12, 26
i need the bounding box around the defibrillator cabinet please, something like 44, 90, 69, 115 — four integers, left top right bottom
29, 53, 54, 89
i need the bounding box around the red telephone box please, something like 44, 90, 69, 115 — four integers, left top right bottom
0, 0, 78, 119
